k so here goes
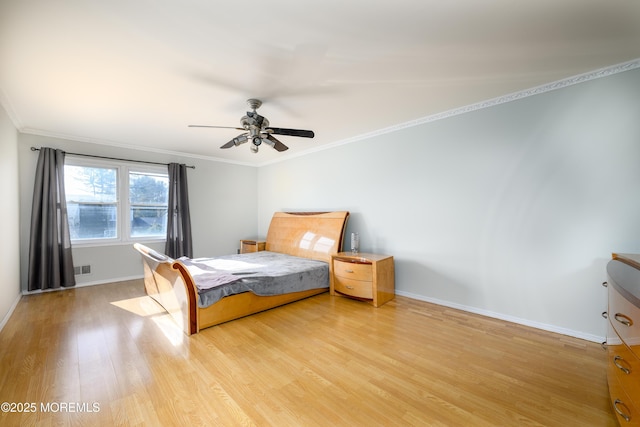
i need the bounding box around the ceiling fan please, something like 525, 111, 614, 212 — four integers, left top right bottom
189, 99, 315, 153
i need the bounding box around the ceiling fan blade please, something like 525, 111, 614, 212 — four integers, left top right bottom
220, 140, 236, 149
189, 125, 245, 131
220, 134, 248, 149
265, 134, 289, 152
265, 127, 314, 138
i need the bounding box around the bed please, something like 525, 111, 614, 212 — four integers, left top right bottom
133, 211, 349, 335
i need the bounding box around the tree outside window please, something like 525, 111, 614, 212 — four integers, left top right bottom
129, 172, 169, 238
64, 161, 168, 243
65, 165, 118, 239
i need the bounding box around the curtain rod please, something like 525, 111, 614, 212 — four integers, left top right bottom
30, 147, 195, 169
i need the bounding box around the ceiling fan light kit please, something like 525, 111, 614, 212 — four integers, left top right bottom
189, 98, 315, 153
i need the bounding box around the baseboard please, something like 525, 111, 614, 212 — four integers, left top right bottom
395, 290, 604, 344
21, 275, 144, 295
0, 292, 22, 333
73, 275, 144, 288
13, 279, 604, 343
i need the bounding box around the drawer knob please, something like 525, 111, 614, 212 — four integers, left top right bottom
615, 313, 634, 327
614, 355, 632, 375
602, 281, 608, 287
602, 311, 608, 319
614, 399, 632, 422
346, 285, 354, 290
345, 269, 354, 273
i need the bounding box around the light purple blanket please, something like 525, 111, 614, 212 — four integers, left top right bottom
177, 257, 243, 290
177, 251, 329, 308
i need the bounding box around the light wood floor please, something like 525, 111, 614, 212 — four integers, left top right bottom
0, 280, 615, 426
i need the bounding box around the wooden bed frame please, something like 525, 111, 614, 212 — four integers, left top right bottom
134, 211, 350, 335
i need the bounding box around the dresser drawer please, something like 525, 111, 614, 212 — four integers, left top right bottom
609, 283, 640, 359
608, 322, 640, 399
607, 371, 640, 426
333, 259, 373, 281
334, 277, 373, 299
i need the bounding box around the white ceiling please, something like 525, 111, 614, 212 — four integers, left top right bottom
2, 0, 640, 166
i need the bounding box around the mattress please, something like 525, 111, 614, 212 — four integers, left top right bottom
178, 251, 330, 308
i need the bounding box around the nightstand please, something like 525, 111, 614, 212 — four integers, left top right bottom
330, 252, 395, 307
239, 239, 266, 254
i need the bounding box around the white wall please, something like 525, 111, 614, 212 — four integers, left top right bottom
0, 104, 22, 329
18, 134, 259, 290
257, 68, 640, 341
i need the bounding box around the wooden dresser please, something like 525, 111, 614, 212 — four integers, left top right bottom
606, 253, 640, 425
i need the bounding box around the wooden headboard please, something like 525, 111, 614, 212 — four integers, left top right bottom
265, 211, 350, 263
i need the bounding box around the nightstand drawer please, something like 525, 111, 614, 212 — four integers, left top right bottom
334, 277, 373, 299
333, 260, 372, 281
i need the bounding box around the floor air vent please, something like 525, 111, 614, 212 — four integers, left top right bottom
74, 265, 91, 275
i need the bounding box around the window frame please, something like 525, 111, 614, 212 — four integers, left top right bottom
64, 156, 169, 247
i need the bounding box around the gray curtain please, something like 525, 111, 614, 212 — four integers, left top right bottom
28, 148, 76, 291
165, 163, 193, 258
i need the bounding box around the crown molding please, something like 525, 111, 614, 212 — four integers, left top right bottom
391, 58, 640, 132
260, 58, 640, 167
20, 127, 257, 167
12, 58, 640, 169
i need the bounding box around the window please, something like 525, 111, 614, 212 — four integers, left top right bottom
64, 158, 169, 245
129, 171, 169, 238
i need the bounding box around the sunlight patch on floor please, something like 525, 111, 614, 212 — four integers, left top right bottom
111, 296, 184, 346
151, 314, 184, 346
110, 296, 166, 316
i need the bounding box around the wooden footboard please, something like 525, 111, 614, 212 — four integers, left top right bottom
134, 243, 199, 335
134, 211, 349, 335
